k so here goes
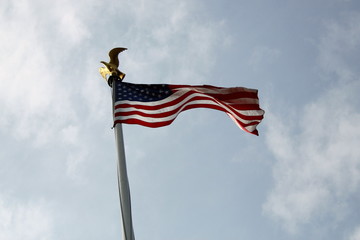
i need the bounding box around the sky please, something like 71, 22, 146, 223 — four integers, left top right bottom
1, 0, 360, 239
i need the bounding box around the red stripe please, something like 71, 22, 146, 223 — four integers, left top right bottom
171, 87, 259, 101
114, 119, 175, 128
115, 93, 264, 121
114, 84, 264, 135
169, 84, 224, 90
114, 114, 261, 135
115, 90, 195, 110
115, 103, 263, 121
114, 88, 259, 111
115, 94, 261, 112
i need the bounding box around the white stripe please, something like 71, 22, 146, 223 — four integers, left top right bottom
116, 98, 263, 117
227, 113, 258, 132
115, 100, 263, 125
116, 90, 191, 106
226, 98, 259, 104
115, 87, 258, 107
172, 86, 258, 95
115, 110, 261, 126
116, 97, 259, 109
115, 86, 263, 130
115, 92, 261, 116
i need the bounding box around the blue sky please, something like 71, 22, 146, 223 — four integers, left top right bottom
1, 0, 360, 239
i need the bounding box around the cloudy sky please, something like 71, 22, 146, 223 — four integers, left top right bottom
1, 0, 360, 239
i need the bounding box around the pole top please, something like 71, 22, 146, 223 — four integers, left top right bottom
107, 75, 122, 88
99, 47, 127, 86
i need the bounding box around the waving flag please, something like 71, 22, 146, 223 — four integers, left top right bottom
113, 81, 265, 135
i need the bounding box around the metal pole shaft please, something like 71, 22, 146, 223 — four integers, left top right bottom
112, 76, 135, 240
114, 124, 135, 240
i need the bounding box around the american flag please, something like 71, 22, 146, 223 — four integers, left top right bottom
113, 81, 264, 135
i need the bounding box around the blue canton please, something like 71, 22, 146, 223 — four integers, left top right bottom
115, 82, 173, 102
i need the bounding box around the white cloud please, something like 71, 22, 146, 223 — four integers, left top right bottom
109, 0, 230, 85
0, 0, 99, 185
0, 0, 230, 181
66, 148, 88, 182
263, 13, 360, 234
349, 226, 360, 240
60, 125, 89, 180
317, 13, 360, 83
248, 46, 281, 71
0, 0, 234, 236
0, 0, 83, 144
61, 125, 80, 145
264, 81, 360, 233
54, 4, 90, 45
0, 197, 53, 240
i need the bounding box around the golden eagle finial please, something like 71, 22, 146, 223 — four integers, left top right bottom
99, 47, 127, 81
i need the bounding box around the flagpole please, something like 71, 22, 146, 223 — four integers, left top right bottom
111, 75, 135, 240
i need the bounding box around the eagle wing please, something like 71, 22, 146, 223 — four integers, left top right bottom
108, 47, 127, 67
99, 67, 111, 80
